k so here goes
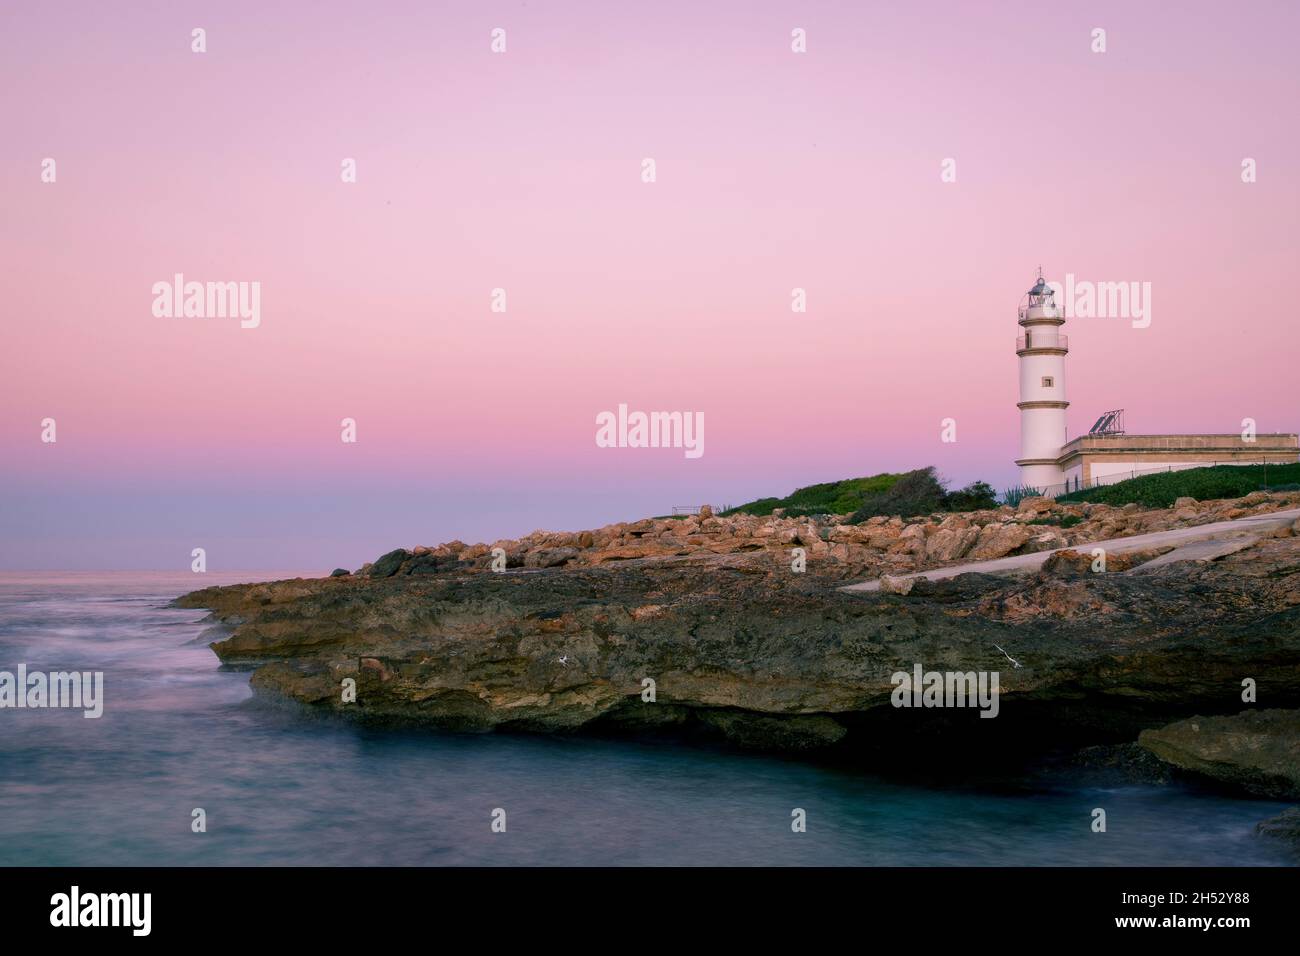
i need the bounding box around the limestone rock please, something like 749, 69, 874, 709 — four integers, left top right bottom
924, 526, 980, 562
175, 530, 1300, 755
879, 574, 918, 595
1016, 496, 1055, 515
968, 523, 1033, 560
524, 547, 580, 569
1138, 709, 1300, 799
1020, 530, 1068, 554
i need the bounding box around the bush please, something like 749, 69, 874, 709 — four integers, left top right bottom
944, 480, 998, 512
724, 473, 906, 518
848, 467, 949, 522
1057, 463, 1300, 509
726, 467, 1004, 523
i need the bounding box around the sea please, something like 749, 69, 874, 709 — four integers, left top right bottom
0, 571, 1293, 866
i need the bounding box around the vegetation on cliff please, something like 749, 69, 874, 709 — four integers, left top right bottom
724, 467, 998, 522
1058, 462, 1300, 508
723, 472, 905, 517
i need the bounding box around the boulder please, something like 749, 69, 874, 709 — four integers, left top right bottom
1016, 496, 1055, 515
329, 568, 351, 577
1020, 530, 1068, 554
1138, 709, 1300, 799
406, 552, 465, 575
924, 526, 980, 562
368, 549, 410, 578
879, 574, 919, 595
1173, 497, 1199, 509
1256, 807, 1300, 853
524, 547, 580, 569
967, 523, 1034, 560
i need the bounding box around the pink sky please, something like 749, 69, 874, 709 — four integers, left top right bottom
2, 0, 1298, 569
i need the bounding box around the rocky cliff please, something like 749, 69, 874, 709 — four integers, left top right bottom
175, 491, 1300, 762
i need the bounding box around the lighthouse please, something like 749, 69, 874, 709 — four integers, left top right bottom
1015, 271, 1069, 490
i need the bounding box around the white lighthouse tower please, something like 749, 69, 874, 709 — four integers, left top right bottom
1015, 270, 1068, 490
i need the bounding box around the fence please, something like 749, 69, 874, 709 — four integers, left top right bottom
671, 505, 732, 516
1032, 458, 1291, 501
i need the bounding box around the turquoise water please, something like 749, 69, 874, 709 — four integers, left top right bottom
0, 571, 1293, 866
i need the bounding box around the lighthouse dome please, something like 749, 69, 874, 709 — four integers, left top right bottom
1028, 276, 1052, 296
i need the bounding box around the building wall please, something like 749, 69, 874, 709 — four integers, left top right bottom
1058, 434, 1298, 484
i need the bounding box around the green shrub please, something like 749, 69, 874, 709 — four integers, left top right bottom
723, 472, 906, 518
1057, 463, 1300, 509
944, 480, 998, 512
727, 467, 1004, 523
848, 467, 948, 522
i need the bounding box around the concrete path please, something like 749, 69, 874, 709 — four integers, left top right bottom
840, 506, 1300, 593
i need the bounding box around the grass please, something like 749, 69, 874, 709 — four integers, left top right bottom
1056, 463, 1300, 509
722, 473, 906, 518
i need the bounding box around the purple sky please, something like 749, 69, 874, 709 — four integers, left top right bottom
2, 0, 1298, 569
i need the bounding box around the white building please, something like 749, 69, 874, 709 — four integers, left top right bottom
1014, 272, 1298, 495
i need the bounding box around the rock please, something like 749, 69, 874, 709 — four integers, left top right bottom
172, 491, 1300, 755
695, 711, 847, 750
1061, 742, 1177, 787
1173, 497, 1198, 509
698, 504, 713, 519
1020, 530, 1068, 554
1038, 549, 1098, 579
967, 523, 1033, 560
368, 549, 410, 578
924, 526, 980, 562
1138, 709, 1300, 799
407, 553, 463, 575
1016, 496, 1055, 515
1038, 548, 1164, 578
879, 574, 919, 595
523, 547, 580, 569
1256, 807, 1300, 853
329, 568, 351, 577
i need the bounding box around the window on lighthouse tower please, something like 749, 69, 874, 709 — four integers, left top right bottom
1042, 376, 1054, 388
